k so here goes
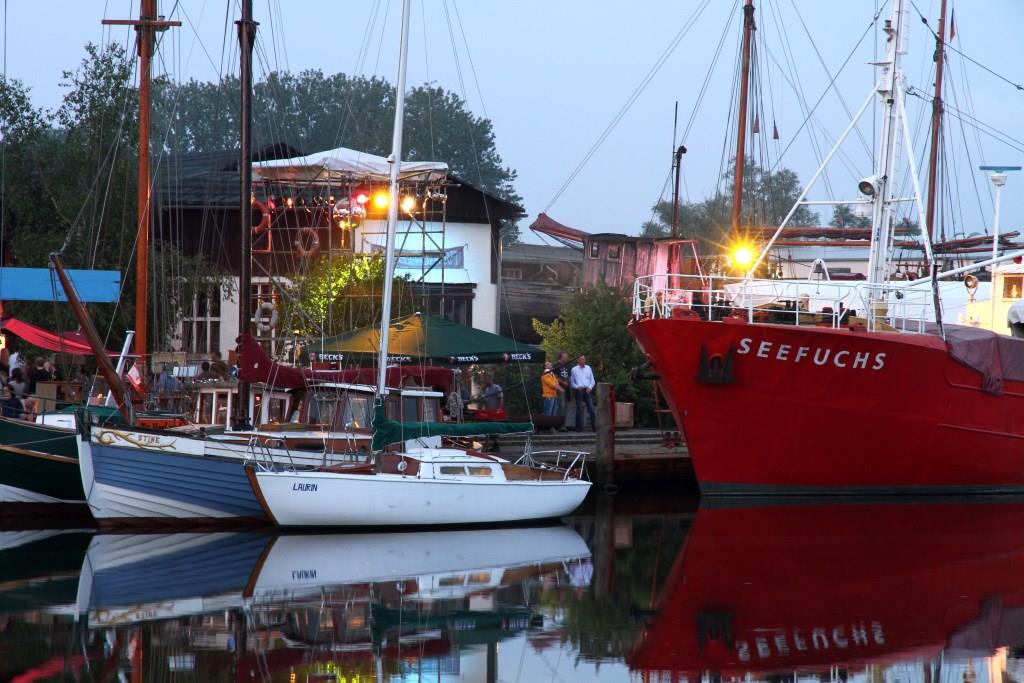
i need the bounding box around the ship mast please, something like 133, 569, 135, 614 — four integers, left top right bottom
236, 0, 257, 429
102, 3, 179, 364
866, 0, 908, 288
730, 0, 756, 234
375, 0, 412, 398
924, 0, 949, 242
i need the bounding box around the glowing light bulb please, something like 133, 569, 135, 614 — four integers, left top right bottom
400, 195, 417, 212
372, 191, 389, 209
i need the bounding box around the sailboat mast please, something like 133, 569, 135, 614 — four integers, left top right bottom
236, 0, 257, 428
924, 0, 949, 242
375, 0, 412, 398
730, 0, 756, 235
866, 0, 908, 288
102, 3, 179, 362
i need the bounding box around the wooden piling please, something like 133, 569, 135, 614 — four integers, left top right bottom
594, 382, 616, 486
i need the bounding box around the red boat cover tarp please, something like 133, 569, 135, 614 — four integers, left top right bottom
944, 325, 1024, 394
236, 334, 453, 390
0, 317, 116, 356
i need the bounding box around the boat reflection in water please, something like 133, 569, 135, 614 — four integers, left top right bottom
71, 525, 591, 681
630, 501, 1024, 683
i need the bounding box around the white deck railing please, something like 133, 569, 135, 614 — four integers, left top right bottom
632, 274, 938, 334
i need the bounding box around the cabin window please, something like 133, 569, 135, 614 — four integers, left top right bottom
467, 466, 493, 477
607, 243, 621, 260
439, 466, 466, 476
343, 396, 371, 429
402, 395, 420, 421
422, 399, 438, 423
502, 267, 523, 280
467, 571, 492, 584
214, 392, 230, 426
269, 398, 289, 422
310, 397, 338, 425
589, 241, 601, 258
1003, 275, 1023, 299
198, 394, 214, 424
438, 575, 465, 587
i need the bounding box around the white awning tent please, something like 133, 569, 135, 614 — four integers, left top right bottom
253, 145, 448, 184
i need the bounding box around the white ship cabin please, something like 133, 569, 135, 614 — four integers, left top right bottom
961, 262, 1024, 335
193, 381, 445, 432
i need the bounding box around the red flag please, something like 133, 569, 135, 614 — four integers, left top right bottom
949, 7, 955, 41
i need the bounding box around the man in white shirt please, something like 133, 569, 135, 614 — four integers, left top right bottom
569, 355, 597, 432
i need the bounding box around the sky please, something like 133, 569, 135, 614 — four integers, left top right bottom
3, 1, 1023, 247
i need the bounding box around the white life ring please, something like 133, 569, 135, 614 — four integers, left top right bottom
255, 301, 279, 335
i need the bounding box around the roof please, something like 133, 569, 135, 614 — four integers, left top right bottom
503, 243, 582, 265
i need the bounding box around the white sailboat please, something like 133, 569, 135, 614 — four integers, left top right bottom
247, 0, 591, 527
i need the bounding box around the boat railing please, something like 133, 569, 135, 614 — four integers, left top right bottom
524, 450, 590, 481
632, 274, 938, 333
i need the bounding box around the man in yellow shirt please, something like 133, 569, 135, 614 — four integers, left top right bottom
541, 361, 561, 416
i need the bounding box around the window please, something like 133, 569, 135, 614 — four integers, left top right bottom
1003, 275, 1023, 299
182, 289, 222, 355
607, 243, 621, 260
467, 466, 493, 477
402, 395, 420, 421
439, 465, 466, 476
422, 399, 438, 423
502, 267, 523, 280
310, 397, 338, 425
589, 241, 601, 258
415, 283, 475, 328
197, 393, 214, 424
343, 395, 372, 429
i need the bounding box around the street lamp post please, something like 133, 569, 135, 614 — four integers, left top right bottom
980, 165, 1021, 264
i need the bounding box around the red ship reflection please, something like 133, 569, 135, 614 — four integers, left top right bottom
630, 502, 1024, 680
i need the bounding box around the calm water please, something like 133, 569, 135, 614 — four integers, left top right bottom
3, 494, 1024, 682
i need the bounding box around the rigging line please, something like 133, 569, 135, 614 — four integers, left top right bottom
681, 0, 738, 142
174, 2, 220, 74
909, 0, 1024, 92
420, 3, 436, 160
904, 86, 1024, 154
450, 0, 488, 120
765, 4, 884, 174
785, 0, 873, 159
944, 74, 989, 231
767, 0, 834, 198
543, 0, 713, 213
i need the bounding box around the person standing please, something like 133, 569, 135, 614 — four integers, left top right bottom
570, 355, 597, 432
554, 351, 572, 431
541, 362, 561, 417
481, 374, 504, 410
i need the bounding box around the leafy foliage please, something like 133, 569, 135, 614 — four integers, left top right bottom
641, 158, 819, 249
281, 253, 414, 338
0, 44, 230, 357
532, 283, 653, 422
153, 72, 522, 242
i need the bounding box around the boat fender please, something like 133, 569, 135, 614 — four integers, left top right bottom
697, 344, 735, 385
255, 301, 279, 335
251, 200, 272, 236
294, 227, 320, 257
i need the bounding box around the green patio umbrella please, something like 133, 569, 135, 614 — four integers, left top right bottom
301, 312, 543, 365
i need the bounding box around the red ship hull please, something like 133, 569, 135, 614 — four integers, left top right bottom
629, 501, 1024, 676
628, 316, 1024, 493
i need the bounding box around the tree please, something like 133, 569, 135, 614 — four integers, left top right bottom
0, 43, 230, 357
281, 253, 415, 339
830, 204, 870, 228
153, 72, 523, 242
641, 158, 819, 250
532, 283, 652, 421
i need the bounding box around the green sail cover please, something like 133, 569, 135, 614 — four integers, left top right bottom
371, 405, 532, 451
